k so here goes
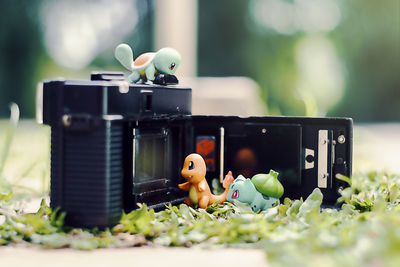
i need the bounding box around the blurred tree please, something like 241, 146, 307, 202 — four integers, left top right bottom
198, 0, 400, 121
198, 0, 319, 115
0, 0, 153, 119
0, 0, 398, 122
328, 0, 400, 121
0, 0, 44, 118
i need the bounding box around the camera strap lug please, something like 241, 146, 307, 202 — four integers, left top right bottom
62, 114, 93, 131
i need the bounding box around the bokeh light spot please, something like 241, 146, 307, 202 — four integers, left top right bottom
41, 0, 138, 69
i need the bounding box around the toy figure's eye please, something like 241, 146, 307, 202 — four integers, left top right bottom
169, 63, 176, 70
188, 161, 194, 170
231, 190, 239, 199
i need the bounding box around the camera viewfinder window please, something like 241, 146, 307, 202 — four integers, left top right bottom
134, 133, 167, 182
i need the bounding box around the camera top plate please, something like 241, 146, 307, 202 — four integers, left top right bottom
39, 72, 191, 126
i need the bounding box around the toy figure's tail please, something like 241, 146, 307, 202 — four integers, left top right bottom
210, 171, 235, 204
115, 43, 134, 71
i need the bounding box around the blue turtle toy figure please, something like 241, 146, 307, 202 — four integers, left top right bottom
115, 43, 181, 85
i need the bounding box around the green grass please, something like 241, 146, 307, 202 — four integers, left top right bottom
1, 117, 400, 267
0, 119, 49, 199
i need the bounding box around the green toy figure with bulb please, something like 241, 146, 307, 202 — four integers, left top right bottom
227, 170, 284, 212
115, 43, 181, 85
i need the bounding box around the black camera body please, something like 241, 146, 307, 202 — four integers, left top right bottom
37, 72, 352, 228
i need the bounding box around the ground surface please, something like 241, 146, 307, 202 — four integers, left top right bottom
0, 120, 399, 267
0, 246, 267, 267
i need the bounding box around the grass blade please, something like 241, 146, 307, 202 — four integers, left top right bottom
0, 103, 20, 174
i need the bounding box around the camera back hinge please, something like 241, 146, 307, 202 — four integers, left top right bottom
317, 129, 334, 189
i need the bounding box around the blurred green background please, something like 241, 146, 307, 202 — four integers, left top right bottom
0, 0, 399, 121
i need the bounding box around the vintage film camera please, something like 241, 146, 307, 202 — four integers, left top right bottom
37, 72, 352, 228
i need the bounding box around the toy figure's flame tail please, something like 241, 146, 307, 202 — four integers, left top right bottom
115, 43, 134, 71
210, 171, 235, 204
222, 171, 234, 189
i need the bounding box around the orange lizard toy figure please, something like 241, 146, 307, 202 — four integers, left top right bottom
178, 153, 235, 209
